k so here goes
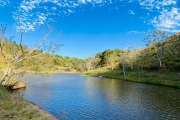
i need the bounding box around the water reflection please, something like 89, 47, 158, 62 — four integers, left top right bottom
85, 77, 180, 119
15, 74, 180, 120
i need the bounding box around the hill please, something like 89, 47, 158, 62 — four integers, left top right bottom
83, 31, 180, 88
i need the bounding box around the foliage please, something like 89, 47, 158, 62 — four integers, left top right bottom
1, 28, 180, 87
88, 31, 180, 73
83, 30, 180, 89
85, 69, 180, 88
0, 23, 60, 85
0, 39, 83, 73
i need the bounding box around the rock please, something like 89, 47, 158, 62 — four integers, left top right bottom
11, 87, 26, 93
11, 81, 26, 90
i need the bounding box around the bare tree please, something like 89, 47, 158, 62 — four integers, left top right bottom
0, 23, 59, 85
143, 30, 167, 68
127, 46, 136, 70
84, 56, 100, 72
136, 47, 147, 75
119, 49, 128, 77
85, 56, 94, 72
107, 51, 117, 70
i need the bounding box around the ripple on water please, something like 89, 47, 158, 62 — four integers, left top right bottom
16, 74, 180, 120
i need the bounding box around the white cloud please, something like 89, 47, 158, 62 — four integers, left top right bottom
78, 0, 86, 4
20, 5, 29, 12
12, 0, 180, 33
68, 9, 73, 13
138, 0, 176, 9
128, 30, 146, 34
77, 0, 104, 4
138, 0, 179, 32
160, 0, 176, 6
52, 7, 57, 10
151, 7, 180, 32
13, 0, 111, 32
0, 0, 9, 7
87, 0, 92, 2
129, 10, 135, 15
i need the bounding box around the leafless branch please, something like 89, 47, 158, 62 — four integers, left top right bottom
0, 24, 7, 38
0, 20, 60, 85
18, 17, 24, 53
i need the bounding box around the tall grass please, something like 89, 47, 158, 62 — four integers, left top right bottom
85, 69, 180, 88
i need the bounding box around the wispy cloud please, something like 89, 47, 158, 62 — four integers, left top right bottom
151, 7, 180, 32
138, 0, 176, 9
11, 0, 180, 33
0, 0, 9, 7
52, 7, 57, 10
137, 0, 179, 32
127, 30, 146, 34
13, 0, 111, 32
129, 10, 135, 15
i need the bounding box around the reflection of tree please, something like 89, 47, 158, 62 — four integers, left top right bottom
136, 86, 180, 119
13, 74, 180, 119
15, 74, 53, 107
85, 77, 134, 102
85, 77, 180, 119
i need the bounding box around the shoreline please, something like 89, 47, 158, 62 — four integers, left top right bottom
84, 69, 180, 89
28, 101, 58, 120
0, 86, 58, 120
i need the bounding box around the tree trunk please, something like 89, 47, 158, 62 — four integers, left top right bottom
0, 75, 10, 85
0, 75, 6, 85
87, 59, 92, 72
88, 66, 91, 72
130, 60, 133, 70
111, 61, 114, 70
157, 54, 162, 68
0, 67, 13, 85
122, 63, 126, 77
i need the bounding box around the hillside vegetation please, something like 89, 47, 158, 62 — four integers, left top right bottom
1, 30, 180, 88
83, 31, 180, 88
82, 32, 180, 72
0, 39, 82, 73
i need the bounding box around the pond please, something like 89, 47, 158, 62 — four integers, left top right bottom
15, 73, 180, 120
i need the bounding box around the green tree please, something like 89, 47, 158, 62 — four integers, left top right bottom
143, 30, 167, 68
107, 51, 117, 70
101, 49, 113, 67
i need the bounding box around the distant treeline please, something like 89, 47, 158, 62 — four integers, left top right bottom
78, 31, 180, 74
1, 31, 180, 73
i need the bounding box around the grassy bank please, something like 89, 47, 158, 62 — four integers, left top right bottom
85, 69, 180, 88
0, 86, 57, 120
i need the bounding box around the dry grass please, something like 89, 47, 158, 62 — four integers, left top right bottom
85, 69, 180, 88
0, 86, 57, 120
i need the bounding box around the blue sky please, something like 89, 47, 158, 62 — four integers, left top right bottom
0, 0, 180, 58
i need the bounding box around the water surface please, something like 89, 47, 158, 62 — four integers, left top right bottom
16, 74, 180, 120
